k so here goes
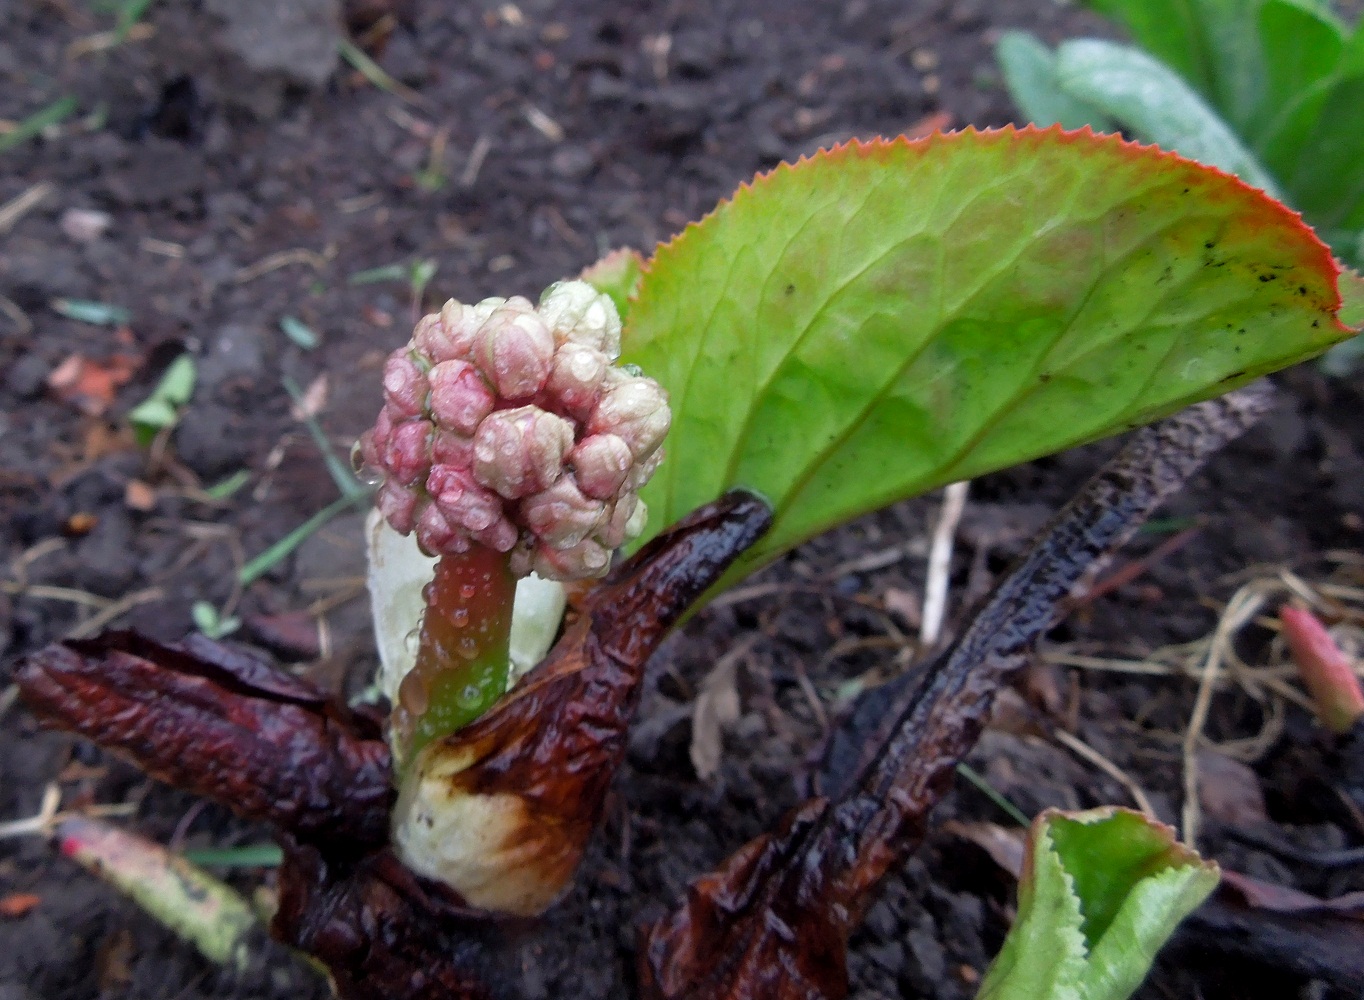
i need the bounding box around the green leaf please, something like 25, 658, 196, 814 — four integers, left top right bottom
280, 315, 320, 349
0, 95, 78, 153
156, 354, 196, 406
129, 354, 196, 444
622, 128, 1349, 593
1079, 0, 1270, 132
51, 298, 130, 325
1054, 40, 1283, 198
181, 843, 283, 868
977, 808, 1219, 1000
996, 31, 1117, 131
1254, 1, 1344, 148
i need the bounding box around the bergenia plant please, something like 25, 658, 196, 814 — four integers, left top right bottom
15, 126, 1362, 999
356, 280, 670, 907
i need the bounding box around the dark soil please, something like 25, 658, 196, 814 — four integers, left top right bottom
3, 2, 1363, 999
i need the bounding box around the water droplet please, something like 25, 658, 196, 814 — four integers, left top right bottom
350, 441, 385, 485
451, 608, 469, 628
458, 683, 483, 708
403, 629, 421, 656
457, 636, 478, 659
398, 671, 429, 715
460, 583, 477, 601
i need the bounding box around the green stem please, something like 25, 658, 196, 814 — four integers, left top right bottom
392, 542, 516, 774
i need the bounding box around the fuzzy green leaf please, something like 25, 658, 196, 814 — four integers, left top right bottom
622, 128, 1350, 591
996, 31, 1116, 131
1054, 40, 1283, 197
977, 808, 1219, 1000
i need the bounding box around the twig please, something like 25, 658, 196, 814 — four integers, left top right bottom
0, 293, 32, 334
0, 181, 54, 233
234, 248, 330, 284
460, 135, 492, 188
0, 783, 61, 839
920, 480, 969, 647
67, 587, 164, 638
1181, 583, 1268, 845
1053, 728, 1156, 819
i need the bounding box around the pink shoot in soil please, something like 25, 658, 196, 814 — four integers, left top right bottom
1281, 604, 1364, 735
358, 280, 670, 760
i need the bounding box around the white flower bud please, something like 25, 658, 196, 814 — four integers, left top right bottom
538, 280, 622, 358
590, 372, 671, 460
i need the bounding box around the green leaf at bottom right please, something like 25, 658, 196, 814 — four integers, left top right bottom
976, 807, 1219, 1000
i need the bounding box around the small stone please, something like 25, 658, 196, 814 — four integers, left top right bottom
4, 354, 50, 400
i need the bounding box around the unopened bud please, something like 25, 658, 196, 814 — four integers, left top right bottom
427, 465, 518, 553
570, 434, 633, 500
590, 372, 671, 460
538, 280, 622, 358
384, 418, 433, 486
377, 481, 420, 535
545, 343, 611, 421
531, 537, 611, 580
473, 406, 574, 500
472, 298, 555, 399
522, 476, 606, 548
382, 352, 429, 418
362, 280, 671, 576
428, 359, 495, 435
596, 493, 640, 550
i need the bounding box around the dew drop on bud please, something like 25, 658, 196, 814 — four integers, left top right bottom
451, 608, 469, 628
403, 628, 421, 657
457, 636, 478, 659
460, 583, 478, 601
398, 671, 429, 715
350, 440, 385, 486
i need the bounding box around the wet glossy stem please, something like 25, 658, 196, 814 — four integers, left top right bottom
393, 543, 516, 774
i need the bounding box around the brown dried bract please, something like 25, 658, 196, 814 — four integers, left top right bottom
392, 490, 774, 914
639, 386, 1277, 1000
17, 630, 394, 849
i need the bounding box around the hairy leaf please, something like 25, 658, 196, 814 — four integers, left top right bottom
1054, 40, 1282, 197
996, 31, 1116, 131
623, 127, 1350, 591
977, 808, 1219, 1000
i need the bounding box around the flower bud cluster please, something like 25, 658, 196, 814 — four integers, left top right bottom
358, 281, 670, 580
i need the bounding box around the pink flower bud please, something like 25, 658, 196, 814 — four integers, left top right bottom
531, 537, 611, 580
382, 351, 429, 418
473, 405, 574, 500
589, 373, 671, 460
383, 418, 433, 486
545, 343, 611, 421
538, 280, 622, 358
414, 502, 470, 557
596, 493, 639, 550
377, 481, 420, 535
472, 298, 555, 400
570, 434, 633, 500
362, 282, 670, 572
521, 476, 606, 548
430, 428, 475, 469
428, 360, 495, 435
410, 313, 455, 362
427, 465, 518, 552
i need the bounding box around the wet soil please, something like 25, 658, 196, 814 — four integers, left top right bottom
3, 1, 1364, 999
